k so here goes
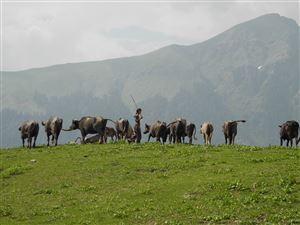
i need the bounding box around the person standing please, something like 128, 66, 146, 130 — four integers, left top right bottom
134, 108, 143, 143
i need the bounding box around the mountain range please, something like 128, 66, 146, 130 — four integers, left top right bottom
2, 13, 299, 147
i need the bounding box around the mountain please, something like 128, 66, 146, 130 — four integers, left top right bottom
2, 13, 299, 147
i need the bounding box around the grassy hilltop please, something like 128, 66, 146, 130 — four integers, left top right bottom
0, 143, 299, 225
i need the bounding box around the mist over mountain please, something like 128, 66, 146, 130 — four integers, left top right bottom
2, 13, 299, 147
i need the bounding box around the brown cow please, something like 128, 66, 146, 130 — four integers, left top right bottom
19, 120, 39, 148
115, 118, 130, 140
42, 116, 63, 146
104, 127, 117, 142
143, 121, 168, 143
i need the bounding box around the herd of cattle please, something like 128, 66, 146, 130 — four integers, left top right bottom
18, 116, 300, 148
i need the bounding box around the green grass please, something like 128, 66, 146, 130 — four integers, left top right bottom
0, 143, 299, 225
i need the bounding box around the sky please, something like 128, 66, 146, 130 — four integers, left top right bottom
2, 1, 299, 71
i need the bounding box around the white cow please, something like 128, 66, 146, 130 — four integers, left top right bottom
200, 122, 214, 145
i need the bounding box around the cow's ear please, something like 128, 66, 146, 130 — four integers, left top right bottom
18, 126, 21, 131
278, 125, 282, 128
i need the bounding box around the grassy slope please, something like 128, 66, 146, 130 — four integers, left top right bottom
0, 143, 299, 225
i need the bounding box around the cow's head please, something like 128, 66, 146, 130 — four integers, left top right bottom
143, 123, 150, 134
68, 119, 79, 130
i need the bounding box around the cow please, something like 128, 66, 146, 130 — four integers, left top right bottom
115, 118, 129, 140
168, 119, 185, 144
74, 133, 107, 144
222, 120, 246, 144
143, 121, 168, 143
104, 127, 117, 142
200, 122, 214, 144
18, 120, 39, 148
126, 123, 136, 143
168, 118, 197, 144
185, 122, 197, 144
41, 116, 63, 146
63, 116, 114, 144
279, 120, 299, 147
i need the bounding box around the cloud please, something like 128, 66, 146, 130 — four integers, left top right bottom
2, 2, 299, 71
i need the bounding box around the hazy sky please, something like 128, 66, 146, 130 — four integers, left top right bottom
2, 1, 299, 71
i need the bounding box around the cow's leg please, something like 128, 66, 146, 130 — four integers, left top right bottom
148, 134, 151, 142
28, 136, 32, 149
51, 135, 55, 144
232, 135, 235, 145
81, 131, 86, 144
156, 136, 161, 143
33, 135, 37, 148
189, 136, 192, 145
99, 134, 105, 144
22, 138, 25, 147
225, 135, 228, 144
229, 135, 233, 145
290, 139, 293, 147
47, 134, 50, 146
280, 138, 283, 146
54, 134, 58, 146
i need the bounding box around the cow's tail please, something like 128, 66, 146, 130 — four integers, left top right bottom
297, 126, 300, 146
233, 120, 246, 123
297, 137, 300, 146
106, 119, 117, 125
62, 128, 72, 131
167, 121, 176, 127
74, 137, 82, 144
193, 125, 197, 140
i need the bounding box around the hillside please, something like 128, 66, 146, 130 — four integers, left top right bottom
2, 13, 299, 147
0, 143, 299, 224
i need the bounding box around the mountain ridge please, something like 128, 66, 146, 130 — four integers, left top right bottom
2, 13, 299, 147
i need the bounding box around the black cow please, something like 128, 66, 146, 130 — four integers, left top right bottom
279, 120, 299, 147
222, 120, 246, 144
185, 122, 197, 144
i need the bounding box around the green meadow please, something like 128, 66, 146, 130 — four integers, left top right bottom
0, 143, 299, 225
